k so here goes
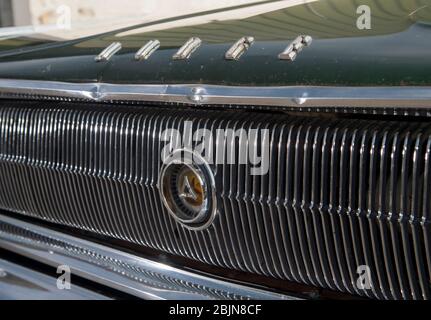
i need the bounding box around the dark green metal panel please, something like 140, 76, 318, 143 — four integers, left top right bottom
0, 0, 430, 86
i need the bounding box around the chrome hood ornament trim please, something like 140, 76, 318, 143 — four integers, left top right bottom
134, 40, 160, 61
94, 42, 122, 62
172, 37, 202, 60
278, 35, 312, 61
225, 36, 254, 60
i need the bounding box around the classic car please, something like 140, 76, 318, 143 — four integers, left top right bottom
0, 0, 430, 300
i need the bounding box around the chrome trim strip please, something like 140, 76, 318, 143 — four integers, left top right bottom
0, 79, 431, 108
135, 40, 160, 61
225, 36, 254, 60
95, 42, 122, 62
0, 214, 293, 300
172, 37, 202, 60
0, 259, 110, 300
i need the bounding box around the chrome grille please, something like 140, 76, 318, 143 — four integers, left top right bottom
0, 100, 430, 299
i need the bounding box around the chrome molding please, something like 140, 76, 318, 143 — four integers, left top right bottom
135, 40, 160, 61
0, 79, 431, 108
225, 36, 254, 60
0, 214, 293, 300
95, 42, 122, 62
172, 37, 202, 60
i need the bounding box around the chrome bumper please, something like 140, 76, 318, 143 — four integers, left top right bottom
0, 258, 109, 300
0, 214, 295, 300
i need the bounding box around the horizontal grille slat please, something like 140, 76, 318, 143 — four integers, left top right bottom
0, 100, 430, 300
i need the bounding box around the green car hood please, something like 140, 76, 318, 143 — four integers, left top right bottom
0, 0, 430, 86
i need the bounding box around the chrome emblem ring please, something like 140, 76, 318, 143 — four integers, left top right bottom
159, 149, 216, 230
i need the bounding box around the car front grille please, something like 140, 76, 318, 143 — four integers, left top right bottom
0, 99, 430, 300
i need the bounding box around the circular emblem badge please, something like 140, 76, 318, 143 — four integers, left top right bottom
159, 149, 216, 230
